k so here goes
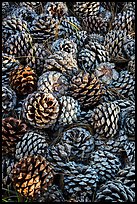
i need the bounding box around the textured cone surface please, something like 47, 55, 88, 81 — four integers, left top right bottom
44, 2, 68, 19
2, 156, 15, 189
19, 2, 43, 14
69, 71, 105, 108
112, 10, 135, 35
90, 150, 121, 183
37, 71, 69, 98
69, 31, 88, 51
94, 62, 119, 85
61, 126, 94, 162
58, 16, 82, 38
95, 180, 135, 202
43, 51, 78, 78
109, 70, 135, 102
12, 155, 54, 199
54, 96, 81, 130
51, 38, 77, 57
90, 101, 120, 139
124, 142, 135, 164
9, 65, 37, 96
63, 161, 99, 200
15, 131, 49, 160
128, 55, 135, 76
116, 164, 135, 192
4, 31, 33, 60
36, 184, 65, 202
22, 91, 60, 129
78, 41, 110, 72
2, 117, 28, 156
2, 2, 11, 18
2, 53, 20, 86
2, 85, 17, 117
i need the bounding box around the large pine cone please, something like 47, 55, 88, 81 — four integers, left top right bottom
9, 65, 37, 96
11, 155, 54, 199
15, 130, 48, 160
78, 41, 110, 72
2, 117, 28, 156
2, 85, 17, 117
69, 71, 105, 109
109, 70, 135, 102
2, 53, 20, 86
95, 180, 135, 202
37, 71, 69, 98
90, 150, 121, 184
60, 125, 94, 163
43, 51, 79, 78
63, 161, 99, 201
44, 2, 68, 19
90, 101, 120, 139
22, 91, 60, 129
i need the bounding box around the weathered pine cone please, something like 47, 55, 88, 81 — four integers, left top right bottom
9, 65, 37, 96
37, 71, 69, 98
11, 155, 54, 199
2, 85, 17, 117
22, 91, 60, 129
69, 71, 105, 109
90, 150, 121, 184
90, 101, 120, 139
2, 117, 28, 156
43, 51, 79, 78
124, 141, 135, 164
95, 180, 135, 202
15, 130, 48, 160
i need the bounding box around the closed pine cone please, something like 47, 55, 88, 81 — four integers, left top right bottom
11, 155, 54, 199
22, 91, 60, 129
2, 117, 28, 156
9, 65, 37, 96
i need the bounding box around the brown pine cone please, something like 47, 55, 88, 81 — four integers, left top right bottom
9, 65, 37, 96
69, 71, 105, 109
11, 155, 54, 199
37, 71, 69, 98
2, 117, 28, 156
22, 91, 60, 129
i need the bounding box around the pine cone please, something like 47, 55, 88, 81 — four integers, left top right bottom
2, 156, 15, 189
63, 161, 99, 200
124, 142, 135, 164
2, 2, 11, 18
69, 71, 105, 109
94, 62, 119, 85
90, 150, 121, 184
9, 65, 37, 96
104, 30, 135, 62
37, 71, 69, 98
11, 155, 54, 199
86, 33, 105, 44
95, 180, 135, 202
123, 2, 135, 13
69, 31, 88, 51
112, 10, 135, 35
22, 91, 60, 129
90, 101, 120, 139
2, 117, 28, 156
4, 31, 33, 62
19, 2, 43, 14
127, 55, 135, 76
15, 131, 48, 160
60, 125, 94, 162
2, 15, 28, 42
43, 51, 79, 78
116, 164, 135, 192
2, 53, 20, 86
58, 16, 82, 38
55, 96, 81, 129
44, 2, 68, 19
2, 85, 17, 117
51, 38, 77, 57
109, 70, 135, 102
78, 41, 110, 72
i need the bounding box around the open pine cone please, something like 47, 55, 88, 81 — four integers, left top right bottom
22, 91, 60, 129
2, 117, 28, 156
11, 155, 54, 199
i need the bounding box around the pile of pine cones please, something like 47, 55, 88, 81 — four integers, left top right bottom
2, 2, 135, 202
